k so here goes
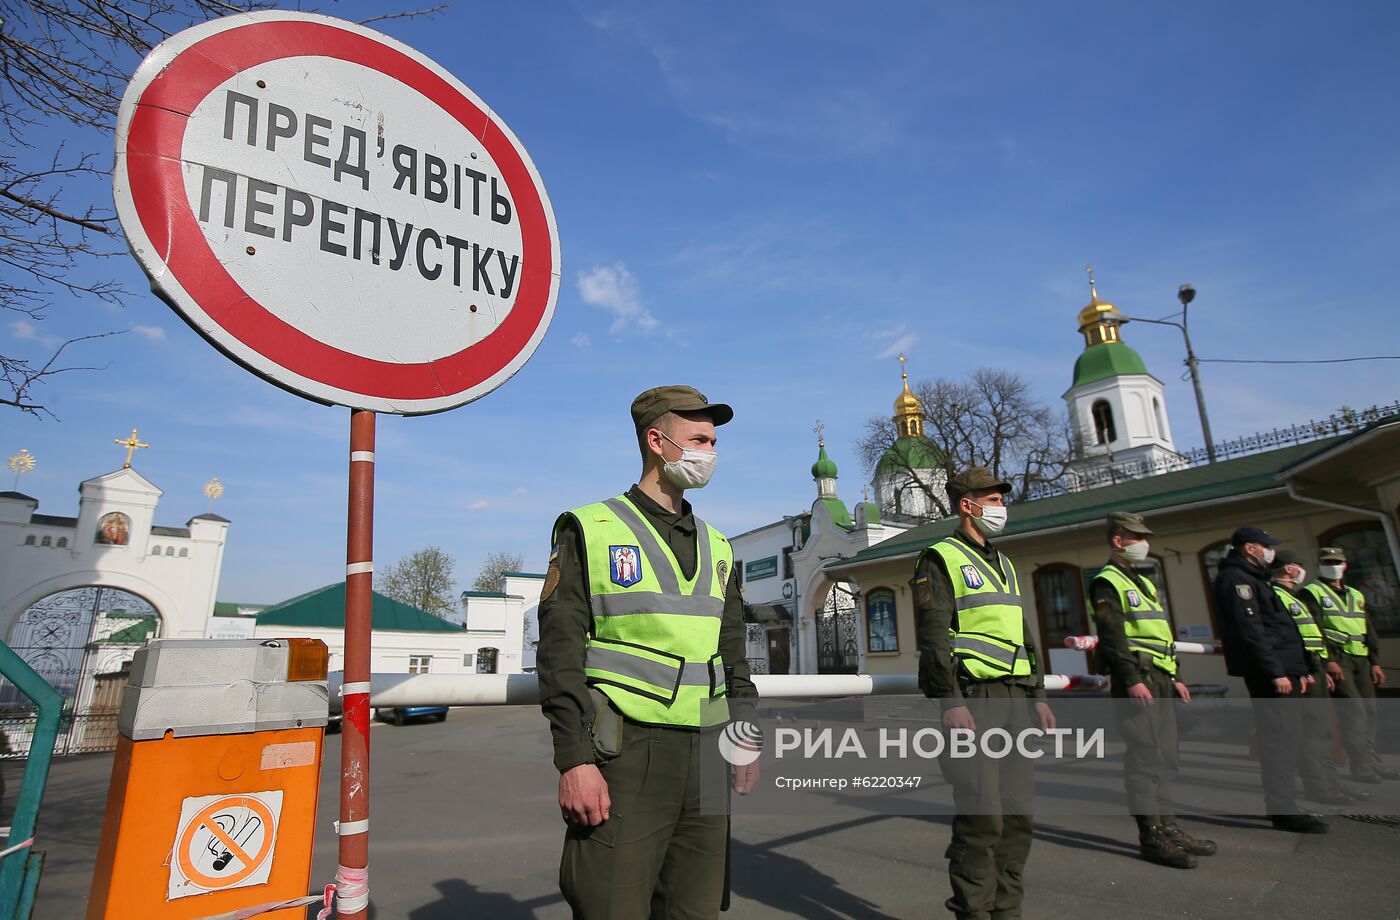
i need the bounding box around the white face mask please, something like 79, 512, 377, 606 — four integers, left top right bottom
1258, 546, 1276, 566
1291, 565, 1307, 585
971, 502, 1008, 535
1318, 563, 1345, 581
1121, 540, 1150, 562
658, 431, 718, 490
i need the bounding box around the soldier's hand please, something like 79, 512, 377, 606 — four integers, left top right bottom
1173, 681, 1191, 702
1127, 682, 1155, 706
1301, 674, 1316, 693
1327, 661, 1344, 684
1373, 665, 1387, 688
732, 757, 761, 795
1034, 701, 1056, 732
942, 705, 976, 733
1326, 672, 1337, 693
559, 763, 611, 826
1272, 676, 1293, 695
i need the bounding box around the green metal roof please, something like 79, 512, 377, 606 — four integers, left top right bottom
877, 436, 945, 475
101, 618, 157, 644
829, 437, 1342, 571
213, 601, 267, 617
256, 583, 462, 632
811, 443, 839, 479
817, 497, 853, 531
1072, 341, 1151, 388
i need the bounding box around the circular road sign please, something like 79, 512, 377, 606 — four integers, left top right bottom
114, 12, 560, 415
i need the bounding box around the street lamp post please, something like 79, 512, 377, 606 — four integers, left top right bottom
1120, 283, 1217, 464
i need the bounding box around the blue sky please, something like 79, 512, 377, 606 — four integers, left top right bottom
5, 1, 1399, 604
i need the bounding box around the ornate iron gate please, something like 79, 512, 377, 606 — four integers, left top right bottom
1, 586, 157, 757
816, 583, 859, 674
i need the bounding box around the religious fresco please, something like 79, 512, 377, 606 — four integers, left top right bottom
95, 511, 132, 546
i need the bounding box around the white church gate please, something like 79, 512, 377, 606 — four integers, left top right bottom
0, 586, 159, 757
816, 583, 860, 674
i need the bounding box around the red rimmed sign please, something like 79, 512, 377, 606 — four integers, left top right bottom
113, 12, 559, 414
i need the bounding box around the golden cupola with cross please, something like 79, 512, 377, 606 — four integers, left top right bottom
872, 355, 948, 519
892, 357, 925, 438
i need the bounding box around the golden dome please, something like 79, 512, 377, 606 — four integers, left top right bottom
892, 355, 924, 438
1077, 269, 1124, 346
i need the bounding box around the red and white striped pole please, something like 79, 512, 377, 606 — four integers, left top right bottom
336, 408, 376, 918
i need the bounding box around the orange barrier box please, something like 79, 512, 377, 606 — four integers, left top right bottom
88, 638, 329, 919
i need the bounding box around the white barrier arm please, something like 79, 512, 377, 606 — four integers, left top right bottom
331, 670, 1106, 708
1064, 635, 1223, 655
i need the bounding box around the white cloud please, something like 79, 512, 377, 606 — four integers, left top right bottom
570, 331, 592, 348
10, 320, 60, 348
512, 487, 528, 495
577, 263, 659, 335
868, 323, 919, 360
469, 499, 490, 510
131, 324, 167, 342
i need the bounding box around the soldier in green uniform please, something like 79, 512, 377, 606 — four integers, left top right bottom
1090, 511, 1216, 868
536, 385, 760, 920
1299, 546, 1396, 784
911, 467, 1055, 920
1269, 551, 1369, 804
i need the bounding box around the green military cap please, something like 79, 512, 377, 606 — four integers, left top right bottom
1318, 546, 1346, 563
1271, 549, 1305, 570
946, 466, 1011, 501
1108, 511, 1153, 535
630, 385, 734, 433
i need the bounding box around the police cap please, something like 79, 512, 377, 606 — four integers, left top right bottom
631, 385, 734, 433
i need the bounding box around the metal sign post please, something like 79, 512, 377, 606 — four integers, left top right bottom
113, 11, 560, 915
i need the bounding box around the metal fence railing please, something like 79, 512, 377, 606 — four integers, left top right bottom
0, 710, 122, 760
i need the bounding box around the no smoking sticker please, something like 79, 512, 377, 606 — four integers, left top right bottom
168, 791, 282, 900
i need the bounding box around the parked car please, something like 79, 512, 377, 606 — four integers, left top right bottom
376, 705, 448, 726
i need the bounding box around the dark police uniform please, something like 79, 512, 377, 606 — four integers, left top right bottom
1212, 529, 1321, 830
911, 468, 1047, 920
536, 387, 757, 920
1091, 511, 1214, 867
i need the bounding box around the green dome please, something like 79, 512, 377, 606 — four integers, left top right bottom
1072, 342, 1150, 388
877, 436, 945, 475
811, 443, 839, 479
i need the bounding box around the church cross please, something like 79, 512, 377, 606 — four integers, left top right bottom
114, 428, 149, 469
814, 419, 826, 446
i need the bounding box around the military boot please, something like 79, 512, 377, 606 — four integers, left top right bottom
1162, 822, 1217, 856
1139, 825, 1197, 869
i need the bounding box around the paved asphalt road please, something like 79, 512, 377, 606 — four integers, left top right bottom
9, 704, 1400, 919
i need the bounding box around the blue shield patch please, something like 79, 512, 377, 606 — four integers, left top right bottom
609, 545, 644, 588
960, 565, 984, 589
1126, 589, 1142, 607
1321, 596, 1335, 608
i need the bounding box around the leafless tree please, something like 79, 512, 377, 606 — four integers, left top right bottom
0, 0, 443, 415
380, 546, 457, 617
472, 551, 525, 593
858, 368, 1074, 514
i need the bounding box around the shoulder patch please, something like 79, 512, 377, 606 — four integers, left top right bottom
609, 544, 644, 587
541, 560, 561, 600
960, 565, 984, 589
1126, 589, 1142, 607
1321, 595, 1335, 608
1235, 584, 1253, 600
717, 559, 729, 595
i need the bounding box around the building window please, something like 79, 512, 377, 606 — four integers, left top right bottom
1091, 400, 1117, 445
1198, 541, 1231, 636
734, 559, 744, 585
476, 647, 498, 674
178, 547, 189, 558
1032, 563, 1088, 651
408, 656, 431, 674
1152, 397, 1165, 437
150, 545, 161, 555
23, 535, 36, 545
463, 653, 475, 670
40, 535, 52, 547
165, 546, 175, 556
782, 546, 794, 580
56, 537, 68, 548
864, 588, 899, 653
1318, 521, 1400, 637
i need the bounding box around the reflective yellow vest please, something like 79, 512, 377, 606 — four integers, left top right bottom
561, 495, 733, 728
1273, 584, 1327, 660
1302, 581, 1368, 657
927, 537, 1034, 680
1093, 565, 1177, 677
